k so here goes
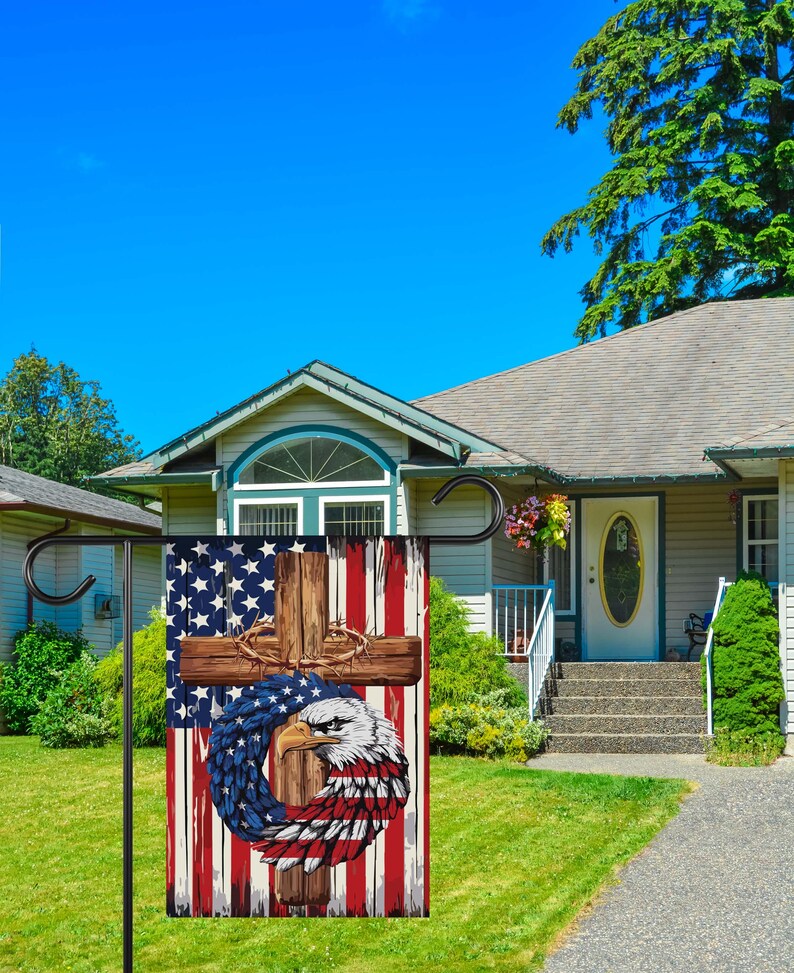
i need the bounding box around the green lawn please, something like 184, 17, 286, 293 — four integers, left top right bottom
0, 738, 690, 973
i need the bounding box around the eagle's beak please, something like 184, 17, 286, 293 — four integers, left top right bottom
277, 720, 340, 759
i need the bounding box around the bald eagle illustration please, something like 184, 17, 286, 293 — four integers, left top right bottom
206, 672, 410, 874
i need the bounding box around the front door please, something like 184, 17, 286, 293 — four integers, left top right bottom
582, 497, 658, 660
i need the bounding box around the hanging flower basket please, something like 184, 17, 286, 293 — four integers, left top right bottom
504, 494, 571, 554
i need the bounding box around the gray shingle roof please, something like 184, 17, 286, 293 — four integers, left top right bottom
414, 299, 794, 481
0, 465, 161, 531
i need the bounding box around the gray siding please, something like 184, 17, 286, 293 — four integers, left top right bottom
415, 479, 489, 632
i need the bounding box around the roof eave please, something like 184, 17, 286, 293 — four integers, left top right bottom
0, 501, 161, 535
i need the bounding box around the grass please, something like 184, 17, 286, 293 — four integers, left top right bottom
0, 738, 690, 973
704, 726, 787, 766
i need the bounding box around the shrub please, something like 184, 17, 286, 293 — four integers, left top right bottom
705, 575, 785, 740
430, 691, 547, 762
430, 577, 527, 708
0, 622, 92, 733
705, 726, 786, 767
95, 609, 166, 747
30, 653, 113, 748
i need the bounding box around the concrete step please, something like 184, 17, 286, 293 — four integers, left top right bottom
553, 662, 701, 680
551, 677, 702, 698
544, 714, 706, 735
544, 733, 705, 755
546, 695, 704, 716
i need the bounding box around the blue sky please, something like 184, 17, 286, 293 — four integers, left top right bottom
0, 0, 618, 455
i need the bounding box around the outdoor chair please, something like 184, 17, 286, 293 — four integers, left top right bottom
683, 611, 713, 661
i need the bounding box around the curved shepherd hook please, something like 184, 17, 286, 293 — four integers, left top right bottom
428, 474, 505, 545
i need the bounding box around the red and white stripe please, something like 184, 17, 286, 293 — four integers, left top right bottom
167, 536, 430, 917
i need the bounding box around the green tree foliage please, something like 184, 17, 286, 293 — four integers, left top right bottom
0, 622, 92, 733
0, 348, 140, 486
542, 1, 794, 340
30, 653, 114, 749
95, 610, 166, 747
707, 574, 785, 736
429, 576, 527, 708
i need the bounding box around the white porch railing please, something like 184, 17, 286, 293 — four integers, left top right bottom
704, 577, 731, 737
493, 582, 555, 720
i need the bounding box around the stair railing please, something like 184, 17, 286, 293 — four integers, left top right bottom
704, 576, 731, 736
526, 581, 555, 721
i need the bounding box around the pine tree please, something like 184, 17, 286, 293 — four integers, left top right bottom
542, 1, 794, 340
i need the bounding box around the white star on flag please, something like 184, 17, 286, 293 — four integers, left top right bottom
228, 612, 244, 628
211, 559, 225, 575
211, 593, 224, 611
227, 576, 244, 594
176, 703, 188, 719
176, 594, 188, 611
228, 686, 244, 701
166, 649, 175, 662
190, 576, 209, 592
166, 578, 175, 594
241, 559, 260, 576
191, 686, 210, 701
174, 559, 188, 575
228, 541, 245, 557
166, 685, 175, 700
259, 576, 275, 592
289, 541, 306, 553
192, 612, 210, 630
241, 593, 259, 613
278, 704, 287, 713
258, 541, 277, 557
166, 543, 174, 555
311, 687, 321, 697
191, 541, 210, 558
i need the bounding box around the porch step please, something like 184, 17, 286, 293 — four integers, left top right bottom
544, 714, 706, 735
551, 678, 701, 698
539, 661, 706, 754
553, 662, 701, 680
543, 733, 705, 755
548, 695, 704, 716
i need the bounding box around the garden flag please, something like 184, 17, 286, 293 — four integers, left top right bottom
166, 535, 430, 917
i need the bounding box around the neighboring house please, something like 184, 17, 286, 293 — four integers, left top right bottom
0, 464, 162, 666
93, 298, 794, 746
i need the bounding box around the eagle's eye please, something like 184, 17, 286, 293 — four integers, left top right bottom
312, 718, 347, 736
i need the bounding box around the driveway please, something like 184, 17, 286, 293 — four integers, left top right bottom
531, 753, 794, 973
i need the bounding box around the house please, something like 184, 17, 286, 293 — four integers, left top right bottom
93, 298, 794, 750
0, 464, 162, 668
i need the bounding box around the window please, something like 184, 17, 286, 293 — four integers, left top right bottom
238, 436, 388, 487
743, 495, 779, 583
321, 500, 386, 535
541, 504, 574, 614
237, 501, 300, 535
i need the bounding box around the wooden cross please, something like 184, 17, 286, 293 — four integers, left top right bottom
179, 550, 422, 908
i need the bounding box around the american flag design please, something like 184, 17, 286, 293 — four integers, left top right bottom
166, 535, 430, 918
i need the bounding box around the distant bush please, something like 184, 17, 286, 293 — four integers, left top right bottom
0, 622, 92, 734
705, 574, 785, 741
705, 726, 785, 767
30, 653, 113, 748
430, 577, 527, 708
95, 609, 166, 747
430, 690, 547, 762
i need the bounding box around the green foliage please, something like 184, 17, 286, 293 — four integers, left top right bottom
0, 621, 92, 733
705, 725, 786, 765
429, 576, 527, 708
30, 653, 114, 748
430, 691, 547, 761
95, 610, 167, 747
0, 348, 140, 486
542, 1, 794, 340
705, 575, 785, 739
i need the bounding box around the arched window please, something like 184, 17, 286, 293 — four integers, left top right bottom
237, 436, 388, 486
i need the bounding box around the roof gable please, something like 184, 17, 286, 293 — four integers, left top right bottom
147, 361, 501, 466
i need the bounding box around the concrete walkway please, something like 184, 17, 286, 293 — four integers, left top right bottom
531, 753, 794, 973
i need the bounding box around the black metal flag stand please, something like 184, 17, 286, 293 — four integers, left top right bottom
21, 475, 504, 973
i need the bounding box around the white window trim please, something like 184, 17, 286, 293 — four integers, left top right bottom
742, 492, 779, 579
544, 503, 576, 616
319, 495, 391, 534
233, 496, 304, 534
234, 472, 391, 491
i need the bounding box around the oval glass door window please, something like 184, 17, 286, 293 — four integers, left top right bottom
599, 512, 644, 627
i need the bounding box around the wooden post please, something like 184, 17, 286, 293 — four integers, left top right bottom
272, 553, 332, 907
